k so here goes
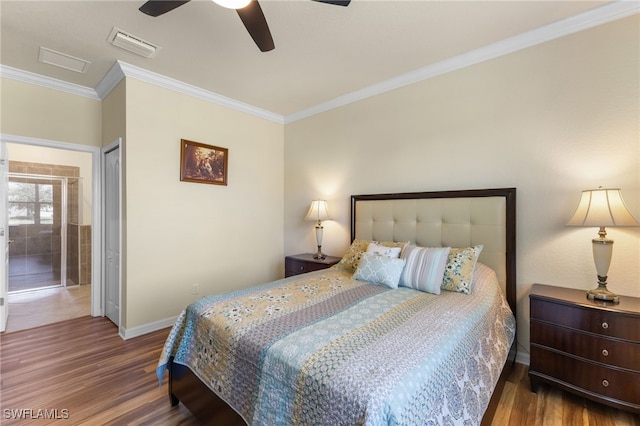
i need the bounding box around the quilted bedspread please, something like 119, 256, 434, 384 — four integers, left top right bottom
157, 263, 515, 426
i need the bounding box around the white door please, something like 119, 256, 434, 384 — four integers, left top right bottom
0, 142, 9, 332
104, 145, 120, 326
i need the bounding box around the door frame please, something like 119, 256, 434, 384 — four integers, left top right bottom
1, 141, 8, 332
0, 134, 103, 317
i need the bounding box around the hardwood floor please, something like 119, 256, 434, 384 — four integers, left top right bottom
1, 316, 638, 425
0, 316, 198, 426
495, 363, 639, 425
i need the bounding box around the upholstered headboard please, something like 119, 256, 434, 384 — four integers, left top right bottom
351, 188, 516, 314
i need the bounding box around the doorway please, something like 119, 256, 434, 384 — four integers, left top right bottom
7, 174, 82, 293
1, 140, 99, 333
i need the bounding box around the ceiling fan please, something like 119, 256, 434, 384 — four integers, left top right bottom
139, 0, 351, 52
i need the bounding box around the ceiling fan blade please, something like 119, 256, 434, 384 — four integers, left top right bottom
139, 1, 190, 17
236, 1, 274, 52
311, 0, 351, 6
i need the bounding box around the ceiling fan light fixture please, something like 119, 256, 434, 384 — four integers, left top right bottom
212, 0, 251, 9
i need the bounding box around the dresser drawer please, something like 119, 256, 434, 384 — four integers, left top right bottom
284, 254, 341, 278
531, 298, 640, 342
529, 284, 640, 414
530, 346, 640, 407
531, 320, 640, 372
285, 258, 327, 276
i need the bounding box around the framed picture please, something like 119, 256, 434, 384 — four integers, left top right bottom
180, 139, 228, 186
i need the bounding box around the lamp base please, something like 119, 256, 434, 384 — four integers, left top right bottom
586, 281, 619, 303
313, 246, 326, 260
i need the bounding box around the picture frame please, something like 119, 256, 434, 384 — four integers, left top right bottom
180, 139, 228, 186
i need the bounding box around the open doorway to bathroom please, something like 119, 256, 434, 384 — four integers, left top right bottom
8, 173, 84, 292
4, 143, 93, 333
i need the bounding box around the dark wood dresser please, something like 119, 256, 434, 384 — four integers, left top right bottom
284, 253, 341, 278
529, 283, 640, 413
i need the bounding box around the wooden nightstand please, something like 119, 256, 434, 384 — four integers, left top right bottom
529, 283, 640, 414
284, 253, 341, 278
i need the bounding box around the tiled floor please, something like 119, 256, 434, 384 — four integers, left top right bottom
8, 253, 60, 292
4, 284, 91, 333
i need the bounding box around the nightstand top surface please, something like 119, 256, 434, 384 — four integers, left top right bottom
285, 253, 342, 265
531, 283, 640, 315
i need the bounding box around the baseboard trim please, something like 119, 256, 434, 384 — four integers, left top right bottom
516, 351, 530, 366
120, 316, 177, 340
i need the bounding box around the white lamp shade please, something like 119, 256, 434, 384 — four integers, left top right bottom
567, 188, 640, 227
305, 200, 330, 222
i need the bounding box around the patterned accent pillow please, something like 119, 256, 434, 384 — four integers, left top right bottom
399, 245, 451, 295
353, 252, 406, 289
441, 245, 483, 294
366, 242, 402, 258
333, 239, 408, 273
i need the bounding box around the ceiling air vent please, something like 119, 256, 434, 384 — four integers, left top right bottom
107, 27, 160, 58
38, 47, 91, 73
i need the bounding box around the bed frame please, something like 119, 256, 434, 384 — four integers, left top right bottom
168, 188, 517, 425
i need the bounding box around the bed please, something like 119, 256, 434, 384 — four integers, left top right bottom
158, 188, 517, 425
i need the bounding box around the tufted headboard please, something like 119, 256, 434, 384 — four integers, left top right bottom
351, 188, 516, 314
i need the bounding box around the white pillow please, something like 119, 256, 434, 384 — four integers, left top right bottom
399, 245, 451, 295
353, 252, 406, 289
366, 242, 402, 258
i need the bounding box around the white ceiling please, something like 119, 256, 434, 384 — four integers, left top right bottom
0, 1, 632, 120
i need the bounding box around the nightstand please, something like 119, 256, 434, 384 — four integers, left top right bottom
529, 283, 640, 414
284, 253, 341, 278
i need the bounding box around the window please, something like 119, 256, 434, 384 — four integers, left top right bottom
8, 180, 54, 225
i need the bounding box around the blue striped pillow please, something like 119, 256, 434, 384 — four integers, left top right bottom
399, 245, 451, 294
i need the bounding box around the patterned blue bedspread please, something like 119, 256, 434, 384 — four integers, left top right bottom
157, 263, 515, 425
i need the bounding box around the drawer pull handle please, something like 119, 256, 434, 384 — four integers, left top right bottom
602, 379, 609, 387
602, 349, 609, 357
601, 322, 609, 329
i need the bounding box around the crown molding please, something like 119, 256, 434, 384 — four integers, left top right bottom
284, 0, 640, 124
94, 61, 126, 99
114, 61, 284, 124
92, 61, 284, 123
2, 1, 637, 125
0, 65, 100, 100
1, 60, 284, 123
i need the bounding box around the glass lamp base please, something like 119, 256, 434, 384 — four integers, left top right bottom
313, 246, 325, 260
586, 284, 620, 303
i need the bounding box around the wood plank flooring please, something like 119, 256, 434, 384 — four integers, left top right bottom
1, 316, 638, 425
0, 316, 197, 425
495, 362, 639, 425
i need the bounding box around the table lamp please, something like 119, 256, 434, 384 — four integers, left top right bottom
567, 187, 639, 303
305, 200, 329, 259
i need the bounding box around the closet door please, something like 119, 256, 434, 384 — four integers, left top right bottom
104, 146, 120, 326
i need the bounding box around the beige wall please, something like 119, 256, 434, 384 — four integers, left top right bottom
0, 78, 102, 147
122, 78, 284, 329
284, 16, 640, 359
102, 79, 126, 148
